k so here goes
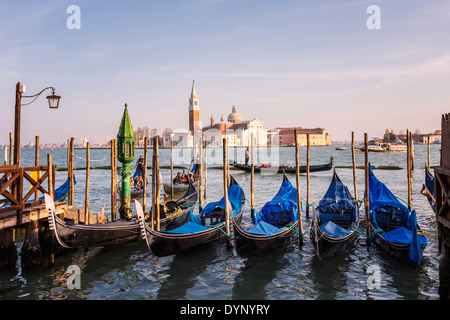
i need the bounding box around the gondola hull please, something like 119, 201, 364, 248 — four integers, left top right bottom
163, 180, 199, 197
310, 222, 359, 258
46, 180, 198, 249
232, 219, 299, 257
369, 225, 426, 268
146, 214, 243, 257
232, 161, 332, 174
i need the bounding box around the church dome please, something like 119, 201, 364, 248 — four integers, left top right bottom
227, 105, 241, 123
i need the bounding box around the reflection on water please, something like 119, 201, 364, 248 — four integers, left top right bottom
0, 144, 441, 300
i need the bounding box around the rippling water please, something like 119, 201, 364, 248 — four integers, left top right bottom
0, 143, 441, 300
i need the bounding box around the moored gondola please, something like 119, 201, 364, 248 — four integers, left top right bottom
45, 180, 198, 249
310, 169, 360, 259
137, 175, 245, 257
367, 165, 427, 267
232, 173, 301, 257
421, 166, 436, 212
163, 163, 200, 198
232, 157, 333, 174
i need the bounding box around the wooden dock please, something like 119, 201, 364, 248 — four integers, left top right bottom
436, 113, 450, 299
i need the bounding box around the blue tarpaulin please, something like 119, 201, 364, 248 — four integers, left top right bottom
252, 179, 298, 225
246, 220, 283, 236
319, 221, 352, 238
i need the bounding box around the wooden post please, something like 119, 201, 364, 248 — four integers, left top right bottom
151, 146, 156, 229
306, 133, 310, 218
204, 138, 207, 199
199, 135, 203, 212
111, 139, 117, 220
85, 142, 90, 225
407, 131, 412, 211
427, 136, 431, 171
48, 154, 54, 199
223, 137, 231, 246
9, 132, 13, 165
155, 136, 160, 231
35, 136, 39, 201
143, 137, 148, 212
251, 133, 255, 212
364, 133, 370, 239
69, 137, 75, 206
170, 136, 174, 198
351, 131, 358, 203
294, 129, 303, 243
3, 145, 7, 165
47, 153, 55, 266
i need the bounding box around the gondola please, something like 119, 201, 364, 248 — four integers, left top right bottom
163, 163, 200, 198
232, 172, 301, 257
310, 169, 360, 259
421, 166, 436, 212
137, 174, 245, 257
45, 179, 198, 249
232, 157, 333, 174
367, 165, 427, 267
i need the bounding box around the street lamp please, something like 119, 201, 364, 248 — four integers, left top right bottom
14, 81, 61, 166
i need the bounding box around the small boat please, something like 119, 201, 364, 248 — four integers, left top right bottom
335, 147, 347, 150
367, 165, 427, 267
45, 180, 198, 249
118, 167, 147, 198
310, 169, 360, 259
231, 157, 333, 174
421, 166, 436, 212
137, 175, 245, 257
232, 172, 301, 257
163, 163, 200, 198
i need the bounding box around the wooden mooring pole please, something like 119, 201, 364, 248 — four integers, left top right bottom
143, 137, 148, 212
407, 131, 412, 211
111, 139, 117, 220
199, 135, 203, 212
85, 142, 90, 224
351, 131, 358, 203
69, 137, 75, 206
294, 129, 303, 245
306, 133, 310, 218
223, 137, 231, 247
251, 133, 255, 215
364, 133, 371, 240
155, 136, 160, 231
204, 138, 207, 200
35, 136, 39, 201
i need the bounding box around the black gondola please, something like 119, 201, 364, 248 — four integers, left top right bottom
45, 180, 198, 249
232, 157, 333, 174
163, 163, 200, 198
367, 165, 427, 267
421, 166, 436, 212
232, 173, 301, 257
137, 175, 245, 257
310, 169, 360, 259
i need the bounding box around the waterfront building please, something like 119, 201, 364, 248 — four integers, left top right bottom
202, 106, 267, 147
276, 127, 332, 146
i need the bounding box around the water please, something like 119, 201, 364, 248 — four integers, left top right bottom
0, 144, 441, 300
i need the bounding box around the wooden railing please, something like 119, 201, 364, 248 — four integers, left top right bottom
0, 164, 55, 215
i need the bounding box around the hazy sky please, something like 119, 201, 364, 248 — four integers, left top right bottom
1, 0, 449, 145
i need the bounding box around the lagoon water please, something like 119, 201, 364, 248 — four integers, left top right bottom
0, 143, 441, 300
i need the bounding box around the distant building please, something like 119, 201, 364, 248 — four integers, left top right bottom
202, 106, 267, 147
396, 130, 441, 144
276, 127, 332, 146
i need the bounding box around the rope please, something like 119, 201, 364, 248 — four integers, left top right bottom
211, 223, 231, 237
74, 155, 108, 162
284, 224, 308, 237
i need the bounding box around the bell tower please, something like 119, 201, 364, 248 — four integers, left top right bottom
189, 80, 200, 134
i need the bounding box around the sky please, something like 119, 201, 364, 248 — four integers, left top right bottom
1, 0, 449, 145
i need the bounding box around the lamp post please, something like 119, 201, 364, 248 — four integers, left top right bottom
14, 81, 60, 166
117, 103, 135, 220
